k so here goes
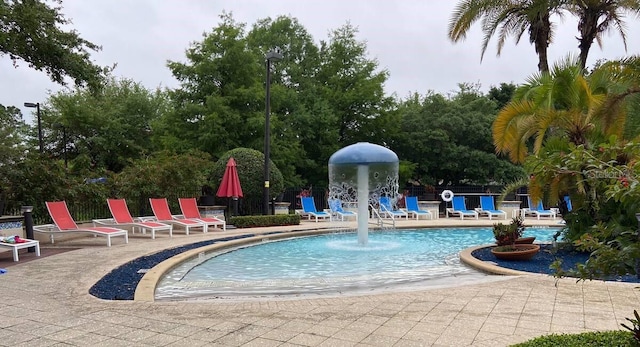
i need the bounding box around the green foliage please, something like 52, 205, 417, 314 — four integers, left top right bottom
210, 148, 284, 214
45, 77, 170, 172
495, 56, 640, 281
487, 83, 516, 109
511, 330, 637, 346
165, 13, 263, 157
493, 217, 525, 246
0, 151, 112, 223
0, 0, 107, 90
228, 214, 300, 228
162, 14, 394, 188
112, 151, 211, 214
392, 86, 525, 186
621, 310, 640, 344
0, 104, 27, 165
528, 138, 640, 280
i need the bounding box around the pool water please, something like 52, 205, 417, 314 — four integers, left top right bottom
156, 227, 559, 300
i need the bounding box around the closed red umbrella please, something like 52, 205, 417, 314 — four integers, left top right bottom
217, 157, 243, 198
217, 157, 243, 215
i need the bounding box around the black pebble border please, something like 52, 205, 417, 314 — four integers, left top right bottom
472, 244, 640, 283
89, 232, 284, 300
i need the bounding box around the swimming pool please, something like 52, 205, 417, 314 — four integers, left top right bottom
156, 227, 559, 300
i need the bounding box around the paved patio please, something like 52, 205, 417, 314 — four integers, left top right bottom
0, 218, 638, 346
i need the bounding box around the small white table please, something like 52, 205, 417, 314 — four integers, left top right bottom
0, 239, 40, 262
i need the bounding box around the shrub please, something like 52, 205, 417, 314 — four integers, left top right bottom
229, 214, 300, 228
511, 330, 637, 346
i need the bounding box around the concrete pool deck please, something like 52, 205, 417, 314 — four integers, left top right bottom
1, 218, 638, 346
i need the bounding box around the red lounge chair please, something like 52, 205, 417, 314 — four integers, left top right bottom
149, 198, 206, 234
178, 198, 226, 231
92, 199, 173, 239
34, 201, 128, 247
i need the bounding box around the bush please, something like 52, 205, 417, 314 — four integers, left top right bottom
229, 214, 300, 228
511, 330, 637, 346
112, 151, 211, 214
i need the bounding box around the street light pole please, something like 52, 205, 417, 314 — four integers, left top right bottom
263, 50, 283, 215
62, 125, 67, 168
24, 102, 43, 153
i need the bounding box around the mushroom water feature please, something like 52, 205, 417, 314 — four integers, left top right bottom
328, 142, 400, 245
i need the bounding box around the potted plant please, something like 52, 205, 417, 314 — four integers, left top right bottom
491, 217, 540, 260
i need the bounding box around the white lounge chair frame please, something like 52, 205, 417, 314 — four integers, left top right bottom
34, 201, 129, 247
92, 199, 173, 239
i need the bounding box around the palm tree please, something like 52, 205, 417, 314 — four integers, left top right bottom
492, 57, 619, 163
448, 0, 564, 72
564, 0, 640, 71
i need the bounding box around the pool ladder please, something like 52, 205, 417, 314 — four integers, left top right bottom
369, 204, 395, 229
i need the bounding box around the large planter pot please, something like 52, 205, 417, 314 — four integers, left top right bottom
491, 244, 540, 261
514, 236, 536, 244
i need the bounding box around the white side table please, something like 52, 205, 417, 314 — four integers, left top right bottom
0, 239, 40, 262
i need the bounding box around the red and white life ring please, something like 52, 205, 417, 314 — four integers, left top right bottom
440, 190, 454, 202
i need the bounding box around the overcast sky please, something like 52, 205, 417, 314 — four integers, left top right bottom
2, 0, 639, 124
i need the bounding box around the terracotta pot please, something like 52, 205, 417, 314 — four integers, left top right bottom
491, 244, 540, 261
514, 236, 536, 244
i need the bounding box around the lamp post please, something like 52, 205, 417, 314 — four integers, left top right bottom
62, 125, 67, 168
54, 123, 68, 169
24, 102, 43, 153
263, 49, 283, 215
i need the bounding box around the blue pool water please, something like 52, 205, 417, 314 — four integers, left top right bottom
156, 227, 559, 300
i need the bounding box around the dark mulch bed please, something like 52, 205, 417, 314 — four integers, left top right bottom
472, 244, 640, 283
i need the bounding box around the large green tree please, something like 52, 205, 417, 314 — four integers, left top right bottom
392, 84, 525, 186
164, 13, 262, 157
45, 77, 170, 172
163, 14, 395, 188
0, 0, 106, 90
246, 15, 322, 187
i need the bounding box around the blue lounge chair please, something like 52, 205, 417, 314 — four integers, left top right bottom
525, 197, 556, 219
328, 199, 357, 221
477, 196, 507, 220
405, 196, 432, 220
379, 197, 408, 220
563, 195, 573, 212
300, 196, 331, 222
447, 196, 478, 219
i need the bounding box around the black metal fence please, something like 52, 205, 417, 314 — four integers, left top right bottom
276, 185, 525, 216
5, 185, 532, 224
